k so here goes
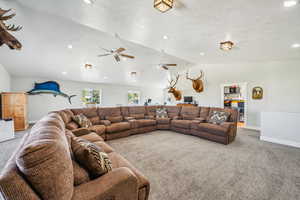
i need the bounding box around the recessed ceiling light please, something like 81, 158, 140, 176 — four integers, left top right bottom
200, 52, 205, 56
67, 44, 73, 49
62, 71, 67, 75
83, 0, 95, 5
130, 72, 137, 77
104, 76, 108, 79
291, 43, 300, 48
283, 0, 298, 7
163, 35, 169, 40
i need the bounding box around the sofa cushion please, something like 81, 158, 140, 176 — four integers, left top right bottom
108, 152, 149, 189
16, 113, 74, 200
71, 108, 100, 125
66, 121, 79, 130
72, 114, 92, 128
130, 114, 145, 119
72, 160, 90, 186
136, 119, 156, 127
98, 107, 122, 120
200, 107, 210, 118
106, 122, 131, 133
106, 116, 123, 123
165, 106, 181, 118
156, 118, 171, 124
171, 120, 193, 129
146, 106, 159, 116
208, 110, 230, 125
71, 137, 112, 178
196, 123, 229, 136
94, 141, 114, 153
180, 107, 200, 119
79, 132, 104, 143
89, 125, 106, 136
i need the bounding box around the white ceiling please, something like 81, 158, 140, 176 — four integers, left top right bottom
0, 0, 300, 87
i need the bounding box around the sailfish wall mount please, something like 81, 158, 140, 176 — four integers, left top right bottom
27, 81, 76, 104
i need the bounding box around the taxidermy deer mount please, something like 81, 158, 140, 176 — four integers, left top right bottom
0, 8, 22, 50
186, 70, 204, 93
167, 75, 182, 101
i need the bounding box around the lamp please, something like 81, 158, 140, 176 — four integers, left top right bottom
154, 0, 174, 13
220, 41, 234, 51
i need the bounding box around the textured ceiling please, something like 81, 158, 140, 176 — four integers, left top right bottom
0, 0, 299, 86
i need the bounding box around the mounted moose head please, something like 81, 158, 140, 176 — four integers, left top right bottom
167, 75, 182, 101
0, 8, 22, 50
186, 70, 204, 93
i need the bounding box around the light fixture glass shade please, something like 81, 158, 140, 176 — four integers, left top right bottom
220, 41, 234, 51
154, 0, 174, 13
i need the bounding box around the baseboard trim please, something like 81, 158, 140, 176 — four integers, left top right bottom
260, 136, 300, 148
242, 126, 261, 131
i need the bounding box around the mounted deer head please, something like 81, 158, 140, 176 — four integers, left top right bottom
167, 75, 182, 101
0, 8, 22, 50
186, 70, 204, 93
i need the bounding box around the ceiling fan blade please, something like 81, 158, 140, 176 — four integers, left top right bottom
114, 54, 121, 62
115, 47, 126, 53
162, 66, 169, 70
165, 64, 177, 66
120, 54, 135, 59
100, 47, 111, 52
97, 53, 111, 57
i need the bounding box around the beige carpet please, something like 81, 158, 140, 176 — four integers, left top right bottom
1, 129, 300, 200
107, 129, 300, 200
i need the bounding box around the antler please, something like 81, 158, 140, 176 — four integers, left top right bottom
172, 75, 180, 88
0, 9, 15, 21
186, 71, 193, 81
6, 24, 22, 31
197, 70, 204, 80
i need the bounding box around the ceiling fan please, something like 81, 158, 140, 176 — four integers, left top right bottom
98, 47, 135, 62
158, 63, 177, 70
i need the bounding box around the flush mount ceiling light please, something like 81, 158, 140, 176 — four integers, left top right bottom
154, 0, 174, 13
85, 63, 93, 69
130, 71, 137, 77
67, 44, 73, 49
163, 35, 169, 40
62, 71, 67, 75
199, 52, 205, 56
283, 0, 298, 7
220, 41, 234, 51
291, 43, 300, 48
83, 0, 95, 5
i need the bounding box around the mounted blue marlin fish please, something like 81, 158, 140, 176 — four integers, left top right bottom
27, 81, 76, 104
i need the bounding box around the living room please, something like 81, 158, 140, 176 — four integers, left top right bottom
0, 0, 300, 200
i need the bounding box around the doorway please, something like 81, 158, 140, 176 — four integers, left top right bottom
221, 83, 247, 128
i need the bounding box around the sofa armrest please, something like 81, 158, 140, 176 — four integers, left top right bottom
220, 122, 234, 128
72, 128, 91, 137
220, 122, 237, 137
72, 167, 139, 200
100, 120, 111, 126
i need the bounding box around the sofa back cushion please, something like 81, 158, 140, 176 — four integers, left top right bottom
200, 107, 210, 118
164, 106, 182, 118
180, 107, 200, 120
120, 106, 129, 117
71, 108, 100, 125
106, 116, 123, 123
16, 113, 74, 200
98, 107, 122, 120
146, 106, 161, 117
128, 106, 146, 119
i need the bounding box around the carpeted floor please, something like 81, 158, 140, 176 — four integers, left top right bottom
1, 128, 300, 200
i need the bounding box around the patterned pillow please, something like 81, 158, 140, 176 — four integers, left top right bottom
72, 114, 92, 128
156, 108, 168, 118
208, 111, 230, 125
71, 137, 112, 178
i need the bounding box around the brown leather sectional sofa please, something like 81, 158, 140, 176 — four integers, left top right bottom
0, 105, 238, 200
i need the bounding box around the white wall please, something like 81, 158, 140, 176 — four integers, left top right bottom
171, 61, 300, 128
11, 77, 164, 122
0, 64, 11, 92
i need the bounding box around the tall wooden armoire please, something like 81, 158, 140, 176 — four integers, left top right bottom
1, 92, 29, 131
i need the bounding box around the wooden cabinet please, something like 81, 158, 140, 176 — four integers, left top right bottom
1, 92, 29, 131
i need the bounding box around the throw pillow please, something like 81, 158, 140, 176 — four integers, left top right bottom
72, 114, 92, 128
105, 116, 123, 123
156, 108, 168, 118
71, 137, 112, 178
208, 111, 230, 125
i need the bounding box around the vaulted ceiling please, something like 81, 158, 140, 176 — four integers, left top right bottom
0, 0, 299, 87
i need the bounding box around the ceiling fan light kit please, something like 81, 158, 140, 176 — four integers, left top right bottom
154, 0, 174, 13
220, 41, 234, 51
85, 63, 93, 69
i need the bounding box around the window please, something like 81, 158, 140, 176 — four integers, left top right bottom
82, 89, 101, 105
